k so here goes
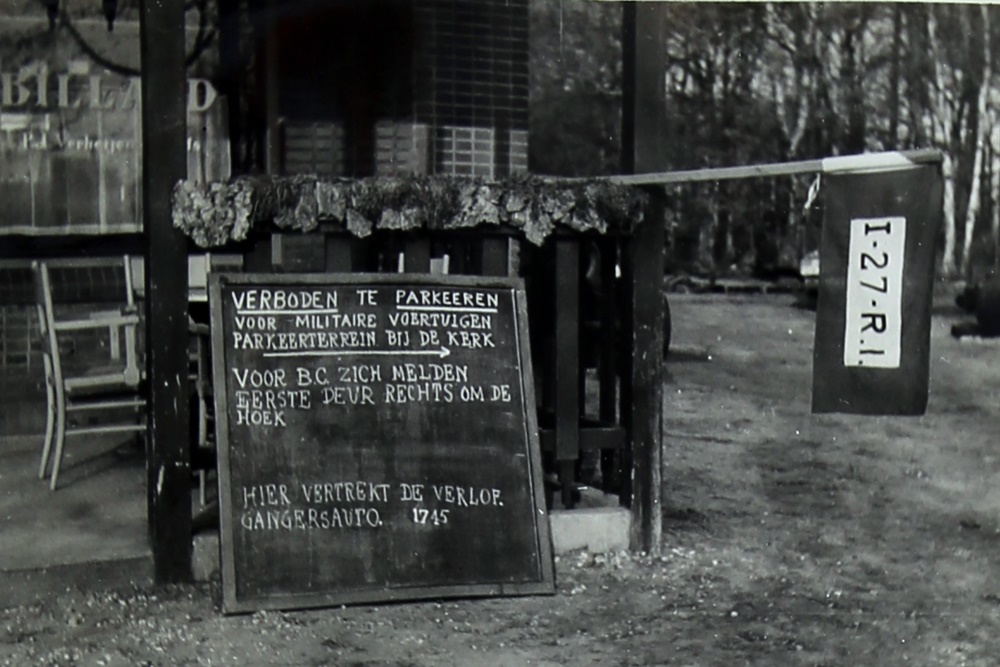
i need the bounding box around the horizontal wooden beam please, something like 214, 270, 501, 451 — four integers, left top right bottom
538, 425, 626, 453
555, 149, 944, 187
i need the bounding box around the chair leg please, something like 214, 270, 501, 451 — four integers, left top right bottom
38, 379, 56, 480
49, 386, 68, 491
198, 396, 208, 447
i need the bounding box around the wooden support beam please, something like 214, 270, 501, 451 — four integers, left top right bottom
554, 237, 580, 509
270, 234, 287, 270
598, 239, 619, 491
325, 235, 355, 273
140, 0, 192, 582
539, 423, 626, 455
604, 148, 944, 187
443, 238, 468, 275
243, 237, 274, 272
622, 1, 667, 554
263, 0, 282, 176
480, 236, 509, 277
626, 190, 665, 553
402, 238, 431, 273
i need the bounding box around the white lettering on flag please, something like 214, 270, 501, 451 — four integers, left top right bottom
843, 216, 906, 368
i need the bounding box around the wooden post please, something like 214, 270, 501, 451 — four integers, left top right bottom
263, 0, 282, 176
403, 238, 431, 273
626, 192, 665, 553
598, 238, 618, 490
554, 237, 580, 509
622, 2, 668, 554
325, 235, 355, 272
480, 236, 510, 277
244, 237, 274, 272
140, 0, 192, 581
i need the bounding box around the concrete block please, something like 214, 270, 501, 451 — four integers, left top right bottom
192, 532, 220, 583
548, 506, 631, 554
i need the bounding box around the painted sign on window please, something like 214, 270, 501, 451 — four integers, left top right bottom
0, 57, 228, 236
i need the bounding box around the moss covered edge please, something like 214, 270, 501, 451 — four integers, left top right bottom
173, 175, 649, 248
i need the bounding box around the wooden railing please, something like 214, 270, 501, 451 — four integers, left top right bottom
240, 228, 641, 511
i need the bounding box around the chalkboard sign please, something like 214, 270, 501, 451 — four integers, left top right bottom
209, 273, 554, 613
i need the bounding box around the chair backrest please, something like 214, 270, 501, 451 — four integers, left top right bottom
31, 261, 62, 388
33, 256, 142, 383
123, 254, 135, 308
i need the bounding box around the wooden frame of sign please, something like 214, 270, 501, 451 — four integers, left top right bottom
209, 273, 555, 613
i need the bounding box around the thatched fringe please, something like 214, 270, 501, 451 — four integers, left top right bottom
173, 174, 648, 248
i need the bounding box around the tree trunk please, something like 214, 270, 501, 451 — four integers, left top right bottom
992, 119, 1000, 272
699, 183, 720, 274
840, 20, 867, 154
888, 4, 902, 148
941, 153, 958, 277
927, 7, 959, 277
962, 141, 985, 278
960, 5, 991, 278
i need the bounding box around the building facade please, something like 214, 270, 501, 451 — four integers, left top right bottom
266, 0, 528, 180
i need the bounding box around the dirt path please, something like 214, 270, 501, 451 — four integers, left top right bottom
662, 293, 1000, 666
3, 293, 1000, 666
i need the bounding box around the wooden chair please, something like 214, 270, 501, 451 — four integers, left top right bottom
33, 258, 146, 491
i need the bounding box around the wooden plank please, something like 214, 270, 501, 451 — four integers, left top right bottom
140, 0, 192, 583
618, 238, 635, 507
243, 237, 273, 272
209, 273, 553, 613
445, 238, 469, 275
270, 234, 286, 269
544, 149, 945, 188
480, 236, 509, 277
627, 190, 666, 553
598, 239, 618, 421
539, 424, 626, 454
554, 237, 580, 509
324, 235, 355, 272
403, 238, 431, 273
263, 0, 281, 176
273, 234, 324, 272
622, 3, 670, 174
598, 239, 619, 492
606, 149, 944, 186
622, 1, 668, 554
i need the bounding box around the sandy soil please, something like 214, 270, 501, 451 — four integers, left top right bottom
3, 291, 1000, 666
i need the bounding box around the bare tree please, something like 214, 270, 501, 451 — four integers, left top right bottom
960, 5, 991, 278
925, 6, 963, 277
